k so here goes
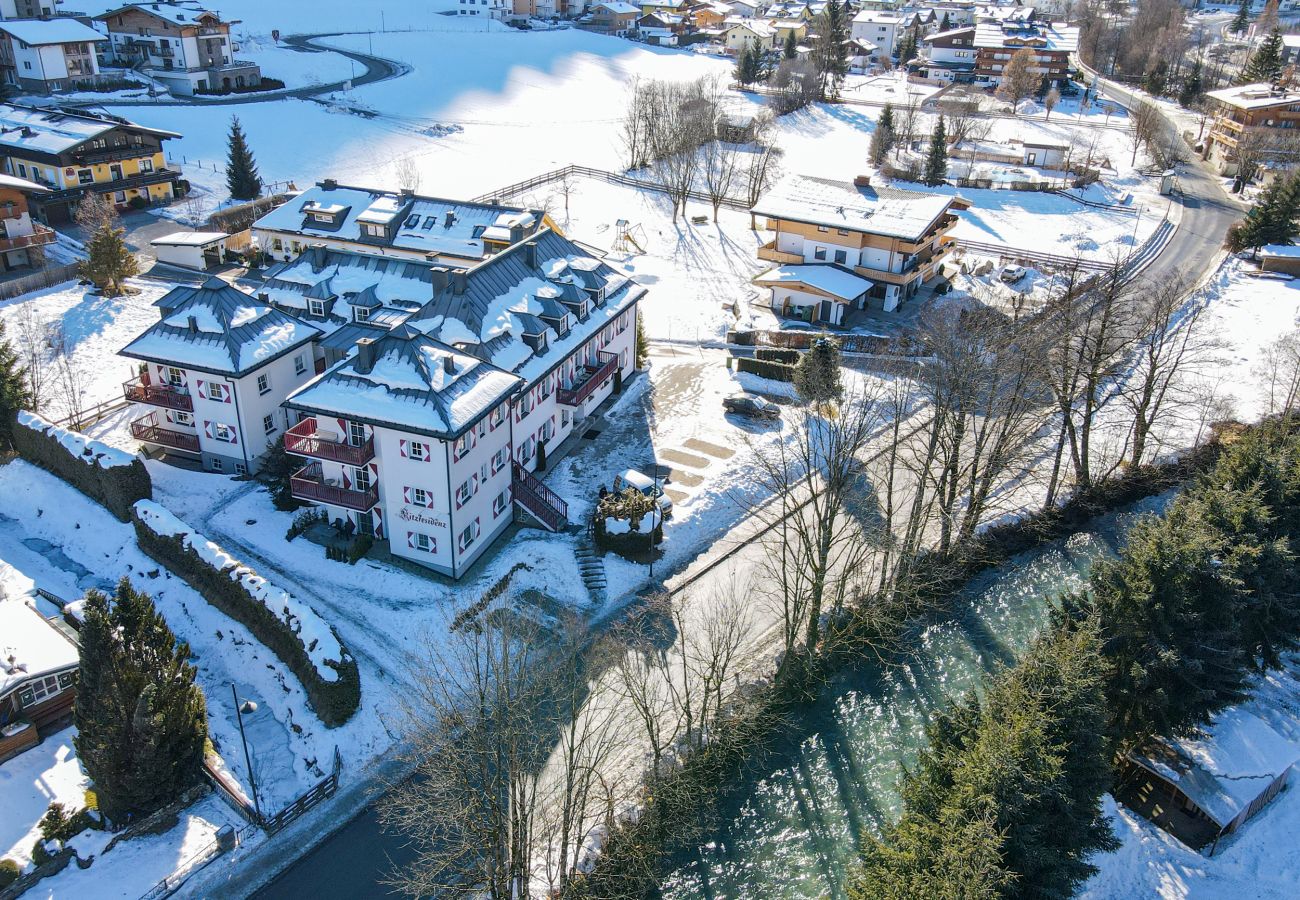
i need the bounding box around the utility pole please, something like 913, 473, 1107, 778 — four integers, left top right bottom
232, 684, 263, 823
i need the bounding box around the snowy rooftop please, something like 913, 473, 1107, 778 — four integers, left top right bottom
120, 277, 322, 376
286, 324, 520, 438
97, 1, 226, 28
1131, 707, 1300, 829
0, 19, 106, 46
1205, 83, 1300, 111
411, 228, 646, 387
595, 1, 640, 12
754, 264, 874, 300
0, 602, 78, 700
972, 20, 1078, 52
0, 103, 179, 156
261, 246, 438, 321
1259, 244, 1300, 259
253, 182, 542, 261
150, 231, 228, 247
0, 172, 47, 193
753, 175, 957, 241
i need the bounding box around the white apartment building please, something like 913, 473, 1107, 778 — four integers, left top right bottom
456, 0, 512, 19
0, 18, 105, 92
252, 180, 549, 269
281, 228, 643, 579
120, 277, 323, 474
851, 11, 903, 59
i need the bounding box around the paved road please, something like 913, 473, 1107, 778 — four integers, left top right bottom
65, 32, 408, 109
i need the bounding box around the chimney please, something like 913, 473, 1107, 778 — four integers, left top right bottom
523, 240, 537, 269
509, 223, 526, 243
400, 187, 414, 199
443, 355, 455, 374
321, 178, 337, 190
186, 315, 198, 333
355, 337, 376, 374
430, 266, 449, 292
452, 271, 467, 295
853, 174, 872, 188
443, 209, 456, 228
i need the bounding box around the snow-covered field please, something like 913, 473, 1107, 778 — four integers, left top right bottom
0, 729, 87, 869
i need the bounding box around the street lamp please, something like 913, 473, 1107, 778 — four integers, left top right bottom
649, 471, 659, 581
231, 684, 263, 823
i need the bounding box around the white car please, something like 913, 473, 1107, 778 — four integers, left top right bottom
999, 264, 1027, 284
613, 469, 673, 518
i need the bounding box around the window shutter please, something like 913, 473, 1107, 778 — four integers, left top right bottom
402, 486, 411, 504
203, 420, 213, 439
407, 531, 415, 549
399, 439, 408, 458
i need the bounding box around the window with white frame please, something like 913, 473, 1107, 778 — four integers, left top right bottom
257, 373, 271, 395
174, 411, 193, 426
349, 421, 366, 447
412, 486, 430, 507
489, 404, 505, 429
166, 366, 184, 386
214, 423, 235, 443
492, 488, 510, 517
263, 413, 276, 434
294, 353, 307, 375
308, 298, 325, 317
18, 672, 72, 707
455, 476, 476, 508
491, 446, 509, 474
409, 441, 427, 461
453, 434, 470, 460
458, 519, 480, 552
211, 458, 224, 471
412, 531, 436, 553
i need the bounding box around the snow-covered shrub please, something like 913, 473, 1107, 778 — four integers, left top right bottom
0, 859, 18, 889
735, 356, 795, 382
594, 488, 662, 557
131, 500, 360, 727
11, 410, 151, 521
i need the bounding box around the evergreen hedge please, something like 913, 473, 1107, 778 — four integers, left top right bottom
735, 357, 795, 382
754, 348, 800, 365
11, 411, 150, 521
130, 508, 360, 727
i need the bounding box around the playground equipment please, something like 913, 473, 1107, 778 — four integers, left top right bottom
613, 219, 646, 254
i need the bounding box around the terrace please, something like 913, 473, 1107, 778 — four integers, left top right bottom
122, 375, 193, 412
129, 413, 199, 453
558, 352, 618, 408
290, 463, 378, 512
284, 417, 374, 466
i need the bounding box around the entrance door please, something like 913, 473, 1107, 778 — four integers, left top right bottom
357, 511, 374, 537
1026, 152, 1037, 166
819, 300, 833, 322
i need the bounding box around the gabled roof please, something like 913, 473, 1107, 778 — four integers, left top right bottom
754, 264, 874, 300
0, 602, 78, 700
286, 323, 521, 439
97, 1, 228, 28
753, 175, 958, 241
0, 103, 179, 156
411, 228, 645, 385
120, 277, 321, 376
0, 19, 106, 46
261, 247, 437, 319
972, 19, 1078, 53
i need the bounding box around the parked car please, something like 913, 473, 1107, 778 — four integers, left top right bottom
999, 264, 1027, 284
723, 393, 781, 420
613, 469, 673, 518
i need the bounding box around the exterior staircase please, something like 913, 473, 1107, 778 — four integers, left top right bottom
574, 543, 607, 605
512, 461, 568, 532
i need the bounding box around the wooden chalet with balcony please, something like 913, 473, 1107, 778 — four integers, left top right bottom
1203, 83, 1300, 178
1, 601, 79, 765
0, 170, 55, 271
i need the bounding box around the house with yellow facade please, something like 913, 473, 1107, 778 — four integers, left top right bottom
0, 103, 181, 223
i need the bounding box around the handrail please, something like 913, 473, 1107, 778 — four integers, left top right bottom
284, 416, 374, 465
130, 413, 200, 452
290, 463, 378, 511
512, 461, 568, 531
123, 375, 193, 411
557, 352, 618, 408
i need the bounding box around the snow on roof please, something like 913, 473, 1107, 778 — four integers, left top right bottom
287, 325, 520, 438
1131, 708, 1300, 829
753, 175, 957, 241
0, 171, 47, 193
0, 18, 106, 46
150, 231, 228, 247
1205, 83, 1300, 111
972, 19, 1078, 52
853, 10, 902, 23
253, 182, 542, 261
754, 264, 874, 300
595, 1, 641, 12
1259, 244, 1300, 259
97, 1, 226, 28
0, 601, 78, 700
261, 247, 436, 321
120, 277, 321, 376
726, 19, 776, 36
0, 103, 179, 156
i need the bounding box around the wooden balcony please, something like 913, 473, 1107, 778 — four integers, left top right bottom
130, 413, 199, 453
123, 376, 193, 411
757, 241, 803, 265
284, 416, 374, 465
558, 352, 618, 408
290, 463, 378, 512
0, 223, 56, 253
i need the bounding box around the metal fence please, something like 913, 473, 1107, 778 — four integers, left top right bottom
137, 823, 256, 900
472, 164, 752, 212
262, 747, 343, 834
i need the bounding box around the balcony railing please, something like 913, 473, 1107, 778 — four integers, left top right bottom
290, 463, 378, 512
130, 414, 200, 452
757, 241, 803, 265
557, 352, 618, 408
38, 168, 179, 203
512, 461, 568, 532
0, 223, 56, 253
284, 417, 374, 465
123, 376, 193, 411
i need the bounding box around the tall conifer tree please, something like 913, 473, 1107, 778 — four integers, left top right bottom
225, 115, 263, 201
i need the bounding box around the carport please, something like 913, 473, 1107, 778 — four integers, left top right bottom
150, 231, 231, 271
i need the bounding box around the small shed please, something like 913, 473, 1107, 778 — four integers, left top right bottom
150, 231, 232, 271
1119, 707, 1300, 854
753, 264, 874, 326
1021, 141, 1069, 168
1258, 244, 1300, 277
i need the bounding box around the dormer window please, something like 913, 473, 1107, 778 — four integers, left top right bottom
362, 223, 385, 238
585, 286, 605, 306
355, 307, 370, 323
311, 212, 332, 223
308, 298, 325, 317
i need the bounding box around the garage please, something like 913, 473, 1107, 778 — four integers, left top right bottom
150, 231, 231, 271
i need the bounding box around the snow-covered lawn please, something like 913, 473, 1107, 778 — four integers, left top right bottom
1083, 662, 1300, 900
236, 35, 359, 89
0, 729, 88, 869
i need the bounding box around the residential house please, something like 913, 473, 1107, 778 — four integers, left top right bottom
752, 174, 965, 314
850, 11, 903, 59
0, 0, 59, 17
119, 277, 323, 474
766, 17, 807, 44
0, 18, 106, 93
689, 1, 731, 28
281, 228, 643, 579
724, 0, 762, 18
584, 0, 641, 34
1202, 83, 1300, 177
637, 0, 685, 13
847, 37, 880, 72
0, 601, 79, 765
972, 12, 1077, 89
1282, 33, 1300, 68
0, 171, 55, 270
637, 11, 685, 44
95, 1, 261, 96
455, 0, 512, 19
914, 24, 976, 82
511, 0, 559, 19
251, 180, 550, 268
1119, 707, 1300, 854
720, 18, 776, 53
0, 102, 181, 222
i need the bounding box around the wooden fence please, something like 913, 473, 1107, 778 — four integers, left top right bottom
473, 164, 752, 212
0, 263, 79, 302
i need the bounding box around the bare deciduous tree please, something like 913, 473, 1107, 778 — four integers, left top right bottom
1255, 328, 1300, 414
393, 154, 422, 194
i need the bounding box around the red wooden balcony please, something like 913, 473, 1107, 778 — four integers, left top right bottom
284, 417, 374, 465
290, 463, 378, 512
512, 461, 567, 532
130, 413, 200, 453
557, 352, 618, 408
123, 375, 193, 412
0, 223, 57, 253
